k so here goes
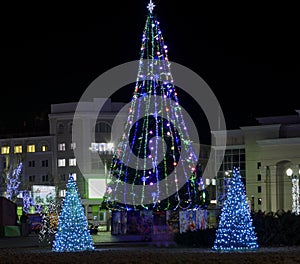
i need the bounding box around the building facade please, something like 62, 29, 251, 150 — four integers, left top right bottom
0, 98, 127, 225
211, 110, 300, 213
1, 102, 299, 221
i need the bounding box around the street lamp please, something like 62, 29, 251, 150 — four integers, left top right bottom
286, 168, 300, 215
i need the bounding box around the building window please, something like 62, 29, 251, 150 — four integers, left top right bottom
29, 175, 35, 182
27, 144, 35, 153
70, 142, 76, 150
42, 160, 49, 167
58, 159, 66, 167
58, 143, 66, 151
95, 122, 111, 133
42, 175, 49, 182
257, 174, 261, 181
68, 122, 73, 134
70, 173, 77, 181
1, 146, 10, 154
57, 123, 64, 134
14, 145, 22, 154
258, 198, 262, 205
69, 158, 76, 166
41, 145, 48, 152
257, 162, 261, 169
89, 142, 114, 153
59, 189, 66, 197
28, 161, 35, 167
258, 186, 262, 193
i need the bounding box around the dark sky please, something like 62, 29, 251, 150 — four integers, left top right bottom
1, 1, 299, 137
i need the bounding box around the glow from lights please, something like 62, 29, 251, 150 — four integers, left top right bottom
213, 167, 258, 252
52, 175, 94, 252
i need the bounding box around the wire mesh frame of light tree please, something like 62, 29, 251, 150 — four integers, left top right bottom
5, 153, 23, 202
39, 199, 62, 246
52, 175, 94, 252
213, 167, 258, 252
103, 2, 206, 212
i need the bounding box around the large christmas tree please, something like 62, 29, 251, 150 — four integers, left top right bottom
52, 175, 94, 252
213, 167, 258, 251
103, 0, 207, 211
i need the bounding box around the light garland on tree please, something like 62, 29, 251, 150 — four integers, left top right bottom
52, 175, 94, 252
7, 161, 23, 201
104, 0, 205, 211
39, 200, 62, 246
291, 177, 300, 215
213, 167, 258, 252
22, 190, 34, 213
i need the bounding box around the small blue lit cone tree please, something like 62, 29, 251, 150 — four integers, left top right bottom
213, 167, 258, 251
52, 175, 94, 252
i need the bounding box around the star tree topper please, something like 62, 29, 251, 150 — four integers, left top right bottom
147, 0, 155, 13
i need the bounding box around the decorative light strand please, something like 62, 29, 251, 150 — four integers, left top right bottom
104, 3, 205, 211
213, 167, 258, 252
52, 175, 94, 252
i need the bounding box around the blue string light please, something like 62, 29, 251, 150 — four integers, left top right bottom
213, 167, 258, 252
52, 175, 94, 252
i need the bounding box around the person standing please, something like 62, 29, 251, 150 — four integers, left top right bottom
20, 211, 30, 236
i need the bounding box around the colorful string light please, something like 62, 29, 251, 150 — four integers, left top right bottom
104, 1, 205, 211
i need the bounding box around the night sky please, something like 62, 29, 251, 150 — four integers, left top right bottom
1, 1, 299, 141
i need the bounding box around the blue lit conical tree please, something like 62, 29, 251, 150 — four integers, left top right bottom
104, 0, 206, 211
52, 175, 94, 252
213, 167, 258, 251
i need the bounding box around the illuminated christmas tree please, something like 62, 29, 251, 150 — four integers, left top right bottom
104, 0, 206, 211
6, 156, 23, 202
39, 200, 62, 246
52, 175, 94, 252
213, 167, 258, 251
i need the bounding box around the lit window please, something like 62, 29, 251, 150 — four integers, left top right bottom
58, 159, 66, 167
41, 145, 48, 152
69, 158, 76, 166
89, 142, 114, 153
70, 173, 77, 181
14, 145, 22, 154
59, 189, 66, 197
107, 143, 114, 150
27, 144, 36, 153
70, 142, 76, 150
1, 146, 10, 154
88, 179, 107, 198
58, 143, 66, 151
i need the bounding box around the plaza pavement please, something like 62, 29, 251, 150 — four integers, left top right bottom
0, 231, 176, 249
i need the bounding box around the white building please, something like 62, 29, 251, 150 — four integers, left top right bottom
211, 110, 300, 213
0, 98, 127, 225
1, 101, 299, 221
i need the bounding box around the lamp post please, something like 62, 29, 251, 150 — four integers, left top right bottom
286, 168, 300, 215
